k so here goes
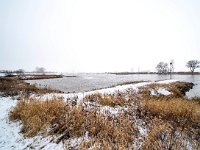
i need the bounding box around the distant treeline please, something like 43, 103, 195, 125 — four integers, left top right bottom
0, 70, 58, 75
108, 72, 200, 75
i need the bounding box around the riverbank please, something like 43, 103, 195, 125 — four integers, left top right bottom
0, 77, 63, 97
0, 78, 199, 149
0, 71, 65, 79
19, 74, 64, 80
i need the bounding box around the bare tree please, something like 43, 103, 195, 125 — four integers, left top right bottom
186, 60, 200, 74
35, 67, 46, 74
169, 60, 174, 74
16, 69, 25, 75
156, 62, 169, 74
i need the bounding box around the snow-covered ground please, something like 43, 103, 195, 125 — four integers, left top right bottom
155, 79, 178, 84
0, 79, 178, 150
0, 73, 5, 77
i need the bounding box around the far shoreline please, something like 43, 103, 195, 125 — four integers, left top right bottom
0, 74, 77, 80
108, 71, 200, 75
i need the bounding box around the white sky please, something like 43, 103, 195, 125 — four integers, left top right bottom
0, 0, 200, 72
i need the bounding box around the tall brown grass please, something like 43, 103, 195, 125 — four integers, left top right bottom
142, 119, 173, 150
79, 113, 135, 149
136, 82, 200, 150
141, 98, 200, 124
142, 117, 200, 150
9, 97, 136, 149
9, 98, 67, 136
85, 93, 128, 107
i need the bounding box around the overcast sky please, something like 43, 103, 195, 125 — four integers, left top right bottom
0, 0, 200, 72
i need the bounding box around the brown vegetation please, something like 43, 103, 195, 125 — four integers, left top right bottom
9, 98, 67, 136
142, 119, 173, 150
142, 118, 200, 150
85, 93, 129, 107
0, 77, 63, 97
136, 82, 199, 149
19, 74, 63, 80
141, 98, 200, 124
8, 81, 200, 149
9, 97, 136, 149
138, 81, 194, 98
168, 82, 194, 97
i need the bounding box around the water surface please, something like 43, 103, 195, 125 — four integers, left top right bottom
26, 73, 200, 98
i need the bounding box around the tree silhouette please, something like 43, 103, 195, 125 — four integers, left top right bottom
156, 62, 169, 74
186, 60, 200, 74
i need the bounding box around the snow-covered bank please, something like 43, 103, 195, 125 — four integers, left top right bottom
37, 79, 178, 101
155, 79, 178, 84
0, 97, 64, 150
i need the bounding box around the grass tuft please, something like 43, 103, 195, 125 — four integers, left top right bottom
85, 93, 128, 107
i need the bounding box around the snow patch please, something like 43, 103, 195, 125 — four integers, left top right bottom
151, 88, 171, 96
157, 79, 178, 84
100, 106, 128, 116
138, 126, 147, 136
64, 132, 90, 149
0, 73, 5, 77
